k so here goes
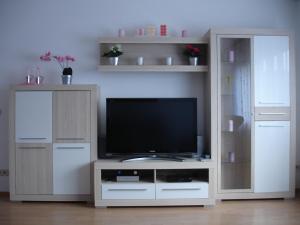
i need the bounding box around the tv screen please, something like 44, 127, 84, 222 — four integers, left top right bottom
105, 98, 197, 157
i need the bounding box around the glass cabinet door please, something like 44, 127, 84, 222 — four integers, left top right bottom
218, 36, 252, 191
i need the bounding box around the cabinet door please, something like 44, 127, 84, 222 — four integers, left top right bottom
53, 143, 90, 194
15, 91, 52, 143
254, 121, 290, 193
218, 36, 252, 191
16, 143, 52, 195
254, 36, 290, 107
53, 91, 91, 142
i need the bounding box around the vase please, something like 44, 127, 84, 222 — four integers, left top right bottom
62, 75, 72, 85
109, 57, 119, 66
165, 56, 173, 65
62, 67, 73, 85
189, 57, 198, 66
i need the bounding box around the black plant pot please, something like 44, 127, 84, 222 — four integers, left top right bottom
63, 67, 73, 75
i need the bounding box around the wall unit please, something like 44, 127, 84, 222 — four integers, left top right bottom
9, 85, 98, 201
98, 37, 208, 72
210, 29, 296, 199
94, 159, 215, 207
95, 36, 215, 207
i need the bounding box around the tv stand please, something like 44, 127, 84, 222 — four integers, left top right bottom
120, 155, 184, 162
94, 159, 215, 207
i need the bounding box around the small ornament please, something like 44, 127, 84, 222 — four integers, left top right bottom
136, 28, 145, 36
118, 29, 125, 37
181, 30, 187, 37
160, 24, 167, 36
146, 25, 156, 36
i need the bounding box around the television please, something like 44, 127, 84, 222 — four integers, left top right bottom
104, 98, 197, 160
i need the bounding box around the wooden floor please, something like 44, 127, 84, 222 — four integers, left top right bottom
1, 194, 300, 225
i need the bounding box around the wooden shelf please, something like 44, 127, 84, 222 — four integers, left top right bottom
98, 65, 208, 72
99, 37, 208, 44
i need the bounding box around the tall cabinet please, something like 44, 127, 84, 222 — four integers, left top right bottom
210, 29, 296, 199
9, 85, 98, 201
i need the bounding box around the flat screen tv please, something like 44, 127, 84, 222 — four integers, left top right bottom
105, 98, 197, 159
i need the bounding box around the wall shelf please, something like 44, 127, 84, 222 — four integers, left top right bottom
98, 65, 208, 72
98, 37, 208, 44
99, 37, 208, 72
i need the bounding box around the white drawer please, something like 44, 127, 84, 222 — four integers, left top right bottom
102, 183, 155, 200
156, 182, 208, 199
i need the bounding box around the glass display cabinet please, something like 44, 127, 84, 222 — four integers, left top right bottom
218, 36, 252, 192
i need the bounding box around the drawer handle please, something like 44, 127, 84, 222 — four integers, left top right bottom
18, 147, 46, 150
19, 137, 47, 140
56, 147, 85, 150
258, 102, 284, 105
107, 188, 147, 191
56, 138, 85, 140
258, 113, 286, 115
161, 188, 201, 191
258, 125, 285, 128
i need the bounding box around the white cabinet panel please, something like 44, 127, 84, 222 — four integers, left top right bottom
16, 91, 52, 143
53, 143, 90, 195
254, 121, 290, 193
254, 36, 290, 107
102, 183, 155, 200
156, 182, 208, 199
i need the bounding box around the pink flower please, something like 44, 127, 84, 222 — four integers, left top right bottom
65, 55, 75, 62
40, 51, 52, 61
186, 44, 193, 49
193, 48, 200, 53
40, 51, 75, 73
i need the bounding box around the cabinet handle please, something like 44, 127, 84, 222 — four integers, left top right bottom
258, 125, 285, 128
19, 137, 47, 140
56, 147, 85, 150
18, 147, 46, 150
258, 102, 284, 105
56, 138, 85, 141
258, 112, 286, 115
161, 188, 201, 191
107, 188, 147, 191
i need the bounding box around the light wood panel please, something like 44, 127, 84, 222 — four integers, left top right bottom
98, 65, 208, 72
98, 37, 208, 44
255, 107, 290, 121
15, 143, 52, 195
53, 91, 91, 143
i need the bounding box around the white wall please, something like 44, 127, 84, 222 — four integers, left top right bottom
296, 0, 300, 189
0, 0, 298, 191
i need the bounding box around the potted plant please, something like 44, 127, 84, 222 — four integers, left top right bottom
184, 44, 201, 66
102, 45, 123, 66
40, 51, 75, 84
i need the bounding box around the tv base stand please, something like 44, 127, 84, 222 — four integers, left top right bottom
120, 155, 184, 162
94, 159, 215, 207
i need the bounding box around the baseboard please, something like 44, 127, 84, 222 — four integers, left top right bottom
0, 192, 9, 197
